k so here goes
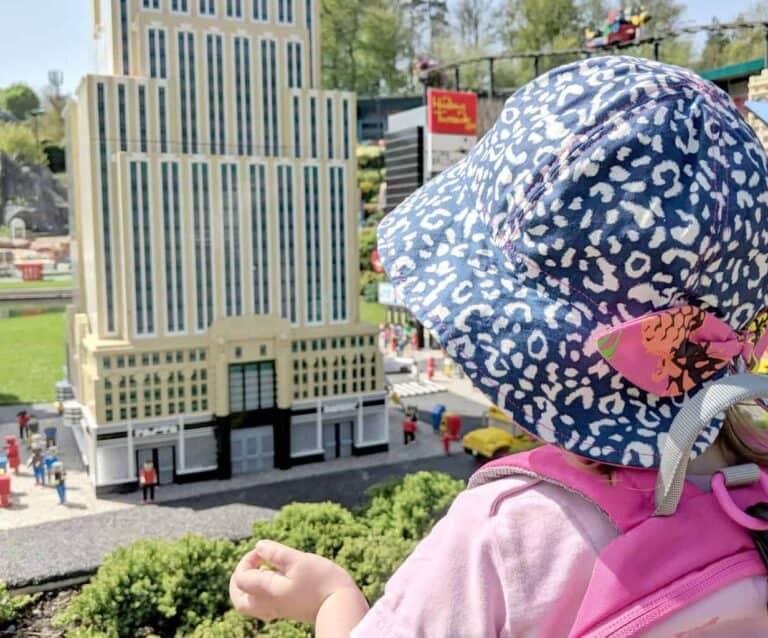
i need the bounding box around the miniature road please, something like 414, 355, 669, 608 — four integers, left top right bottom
1, 452, 478, 588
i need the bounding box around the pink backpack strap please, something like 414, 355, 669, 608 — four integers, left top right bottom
470, 445, 768, 637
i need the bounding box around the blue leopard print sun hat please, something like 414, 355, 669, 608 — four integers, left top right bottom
377, 56, 768, 468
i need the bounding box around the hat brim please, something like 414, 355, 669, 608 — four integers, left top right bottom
377, 152, 725, 469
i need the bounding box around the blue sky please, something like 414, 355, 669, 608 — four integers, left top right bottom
0, 0, 761, 95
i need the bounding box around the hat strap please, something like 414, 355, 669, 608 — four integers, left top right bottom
654, 373, 768, 516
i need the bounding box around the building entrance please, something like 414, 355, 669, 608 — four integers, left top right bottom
323, 420, 354, 459
136, 446, 175, 484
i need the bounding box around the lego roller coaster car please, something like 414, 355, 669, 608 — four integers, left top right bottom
584, 5, 651, 50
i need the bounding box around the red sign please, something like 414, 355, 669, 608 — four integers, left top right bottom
427, 89, 478, 135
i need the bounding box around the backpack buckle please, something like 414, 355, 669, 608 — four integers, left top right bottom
746, 503, 768, 569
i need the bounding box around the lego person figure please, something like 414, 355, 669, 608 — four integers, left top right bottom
44, 446, 60, 485
28, 446, 44, 485
4, 436, 20, 476
52, 461, 66, 505
139, 459, 157, 504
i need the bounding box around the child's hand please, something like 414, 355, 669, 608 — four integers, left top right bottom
230, 539, 363, 625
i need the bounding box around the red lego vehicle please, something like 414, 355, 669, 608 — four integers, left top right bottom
585, 5, 651, 50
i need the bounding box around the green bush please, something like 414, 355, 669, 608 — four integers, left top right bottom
0, 581, 39, 627
252, 502, 367, 560
54, 535, 241, 637
359, 270, 385, 302
356, 145, 384, 170
360, 471, 464, 540
358, 227, 378, 273
0, 83, 40, 121
57, 472, 465, 638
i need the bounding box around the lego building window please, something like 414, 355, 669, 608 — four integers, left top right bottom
106, 394, 113, 406
105, 379, 112, 390
129, 375, 137, 387
142, 354, 150, 366
369, 335, 375, 346
371, 380, 376, 391
199, 350, 207, 361
292, 342, 298, 353
130, 407, 138, 419
201, 384, 207, 395
179, 402, 186, 413
154, 389, 161, 400
360, 381, 365, 392
333, 384, 338, 394
322, 387, 327, 396
191, 385, 198, 397
106, 409, 113, 422
340, 338, 346, 348
176, 351, 184, 363
201, 399, 208, 410
313, 386, 319, 397
199, 0, 215, 16
145, 405, 152, 417
302, 391, 308, 399
119, 392, 127, 404
352, 382, 357, 393
178, 387, 185, 398
169, 403, 176, 415
117, 356, 125, 368
302, 373, 307, 383
235, 346, 243, 358
155, 404, 162, 416
293, 360, 299, 371
192, 400, 199, 411
119, 377, 127, 388
168, 372, 175, 383
341, 383, 347, 393
191, 370, 198, 381
129, 391, 137, 402
153, 373, 161, 384
201, 369, 207, 380
166, 352, 173, 364
260, 345, 267, 356
371, 366, 376, 377
169, 388, 175, 399
301, 341, 307, 352
152, 353, 160, 365
331, 338, 337, 349
294, 374, 299, 386
312, 340, 318, 351
120, 408, 127, 420
103, 357, 111, 369
171, 0, 189, 12
144, 389, 151, 401
190, 350, 197, 362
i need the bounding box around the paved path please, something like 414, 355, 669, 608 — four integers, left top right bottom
1, 453, 477, 588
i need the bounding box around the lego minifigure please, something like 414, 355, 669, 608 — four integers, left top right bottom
0, 472, 10, 507
4, 435, 20, 476
426, 357, 435, 380
139, 459, 157, 504
402, 417, 416, 445
440, 413, 461, 455
44, 426, 57, 449
5, 434, 21, 476
52, 461, 66, 505
16, 410, 30, 440
28, 446, 45, 485
44, 446, 60, 485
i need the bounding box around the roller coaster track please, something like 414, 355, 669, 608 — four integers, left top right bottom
430, 19, 768, 91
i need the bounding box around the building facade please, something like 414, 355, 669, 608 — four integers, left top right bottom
65, 0, 387, 492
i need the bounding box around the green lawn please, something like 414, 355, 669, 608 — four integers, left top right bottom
0, 278, 72, 290
360, 298, 386, 324
0, 311, 65, 405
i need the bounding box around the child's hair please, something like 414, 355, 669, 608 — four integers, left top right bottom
718, 403, 768, 467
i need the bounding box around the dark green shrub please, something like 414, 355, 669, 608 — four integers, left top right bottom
54, 535, 240, 637
335, 534, 416, 601
0, 581, 39, 627
187, 610, 257, 638
361, 471, 464, 540
359, 271, 385, 302
43, 143, 66, 173
252, 502, 367, 560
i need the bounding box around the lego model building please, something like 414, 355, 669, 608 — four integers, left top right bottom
64, 0, 387, 493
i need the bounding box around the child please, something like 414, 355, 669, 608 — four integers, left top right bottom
230, 56, 768, 636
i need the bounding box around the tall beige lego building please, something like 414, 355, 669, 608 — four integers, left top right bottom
65, 0, 387, 492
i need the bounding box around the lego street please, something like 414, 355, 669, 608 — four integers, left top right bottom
0, 360, 491, 588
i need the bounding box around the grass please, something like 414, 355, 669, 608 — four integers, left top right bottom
0, 311, 65, 405
0, 278, 72, 290
360, 298, 386, 324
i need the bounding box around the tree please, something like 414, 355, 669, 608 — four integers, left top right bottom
0, 83, 40, 121
406, 0, 450, 55
454, 0, 495, 49
0, 123, 47, 166
321, 0, 409, 95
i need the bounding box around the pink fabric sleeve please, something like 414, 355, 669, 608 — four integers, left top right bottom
350, 477, 616, 638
